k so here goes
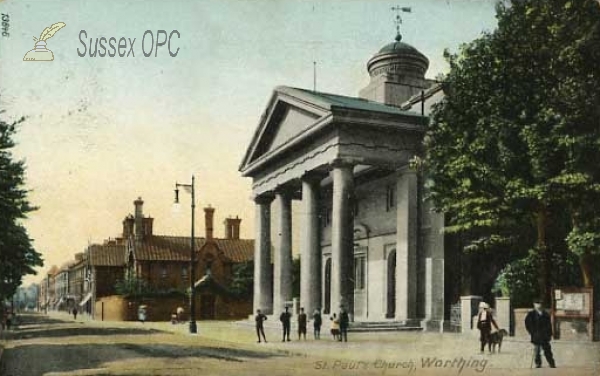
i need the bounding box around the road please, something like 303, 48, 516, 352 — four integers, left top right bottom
0, 313, 598, 376
0, 314, 309, 376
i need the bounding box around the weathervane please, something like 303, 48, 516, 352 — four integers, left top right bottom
391, 6, 412, 41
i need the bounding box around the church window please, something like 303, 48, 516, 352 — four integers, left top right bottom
354, 255, 366, 290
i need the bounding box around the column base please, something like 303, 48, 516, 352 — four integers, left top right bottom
421, 318, 444, 333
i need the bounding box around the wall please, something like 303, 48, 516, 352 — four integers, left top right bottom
94, 294, 250, 322
139, 261, 189, 291
95, 295, 189, 322
513, 308, 530, 339
95, 295, 129, 321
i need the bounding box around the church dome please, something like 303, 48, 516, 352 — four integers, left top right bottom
366, 35, 429, 79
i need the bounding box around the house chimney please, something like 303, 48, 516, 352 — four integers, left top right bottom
122, 215, 135, 238
134, 197, 144, 241
204, 206, 215, 240
231, 216, 242, 239
224, 217, 233, 239
143, 217, 154, 237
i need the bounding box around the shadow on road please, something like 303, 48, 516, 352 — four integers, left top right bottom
5, 313, 166, 341
7, 325, 166, 340
0, 342, 282, 376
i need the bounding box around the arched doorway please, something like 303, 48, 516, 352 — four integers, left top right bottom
324, 258, 331, 314
386, 250, 396, 318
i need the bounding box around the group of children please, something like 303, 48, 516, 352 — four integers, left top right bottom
254, 306, 350, 343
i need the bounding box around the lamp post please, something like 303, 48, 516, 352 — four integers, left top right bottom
175, 175, 197, 334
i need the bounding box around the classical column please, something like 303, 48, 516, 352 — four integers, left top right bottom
273, 189, 293, 313
253, 195, 274, 315
300, 174, 322, 315
331, 161, 355, 315
423, 210, 445, 331
395, 168, 418, 322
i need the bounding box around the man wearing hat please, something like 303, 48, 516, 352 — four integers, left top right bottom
476, 302, 498, 353
279, 306, 292, 342
525, 299, 556, 368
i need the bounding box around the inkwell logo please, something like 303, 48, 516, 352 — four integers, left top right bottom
23, 22, 66, 61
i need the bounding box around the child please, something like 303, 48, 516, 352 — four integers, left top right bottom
330, 313, 340, 341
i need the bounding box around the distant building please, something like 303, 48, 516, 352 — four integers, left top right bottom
123, 198, 254, 320
39, 197, 254, 321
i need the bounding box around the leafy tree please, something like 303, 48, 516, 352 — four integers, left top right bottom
229, 260, 254, 298
115, 274, 152, 297
0, 112, 43, 300
426, 0, 600, 304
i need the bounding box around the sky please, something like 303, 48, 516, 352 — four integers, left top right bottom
0, 0, 499, 285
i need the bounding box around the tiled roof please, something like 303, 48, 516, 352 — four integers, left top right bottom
131, 236, 190, 262
88, 243, 126, 266
134, 236, 254, 263
211, 238, 254, 262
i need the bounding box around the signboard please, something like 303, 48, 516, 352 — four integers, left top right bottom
552, 287, 594, 340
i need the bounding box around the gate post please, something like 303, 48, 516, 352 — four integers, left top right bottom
460, 295, 482, 334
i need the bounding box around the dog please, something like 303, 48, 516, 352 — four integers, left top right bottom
489, 328, 508, 353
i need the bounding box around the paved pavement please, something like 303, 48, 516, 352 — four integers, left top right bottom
0, 312, 598, 375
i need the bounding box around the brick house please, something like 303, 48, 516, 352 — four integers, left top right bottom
122, 198, 254, 320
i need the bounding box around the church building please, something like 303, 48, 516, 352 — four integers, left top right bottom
239, 30, 447, 330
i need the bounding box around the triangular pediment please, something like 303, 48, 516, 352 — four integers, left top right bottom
239, 87, 332, 172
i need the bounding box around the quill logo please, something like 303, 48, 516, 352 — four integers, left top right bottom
23, 22, 66, 61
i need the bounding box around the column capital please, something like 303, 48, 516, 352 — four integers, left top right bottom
330, 158, 355, 170
253, 193, 275, 205
274, 185, 297, 199
301, 171, 327, 185
396, 164, 418, 175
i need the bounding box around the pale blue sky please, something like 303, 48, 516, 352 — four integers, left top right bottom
0, 0, 498, 283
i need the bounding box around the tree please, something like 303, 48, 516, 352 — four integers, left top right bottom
0, 112, 43, 300
229, 260, 254, 298
426, 0, 600, 304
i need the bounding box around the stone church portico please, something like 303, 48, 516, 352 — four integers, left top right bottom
240, 33, 445, 329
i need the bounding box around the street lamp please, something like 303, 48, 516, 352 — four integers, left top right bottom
174, 175, 197, 334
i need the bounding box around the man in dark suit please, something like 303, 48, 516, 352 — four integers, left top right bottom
339, 306, 349, 342
525, 300, 556, 368
279, 306, 292, 342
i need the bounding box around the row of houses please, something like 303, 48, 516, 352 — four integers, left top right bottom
38, 197, 255, 321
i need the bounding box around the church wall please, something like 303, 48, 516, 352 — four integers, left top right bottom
320, 173, 398, 247
316, 170, 446, 323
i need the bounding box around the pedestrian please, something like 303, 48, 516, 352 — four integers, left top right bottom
6, 311, 12, 330
176, 306, 184, 323
339, 306, 349, 342
297, 307, 307, 340
313, 308, 322, 340
138, 305, 147, 324
330, 313, 340, 341
525, 300, 556, 368
279, 306, 292, 342
476, 302, 498, 353
255, 309, 268, 343
171, 312, 177, 324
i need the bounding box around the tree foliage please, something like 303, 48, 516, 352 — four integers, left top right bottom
426, 0, 600, 302
0, 112, 43, 300
229, 260, 254, 298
